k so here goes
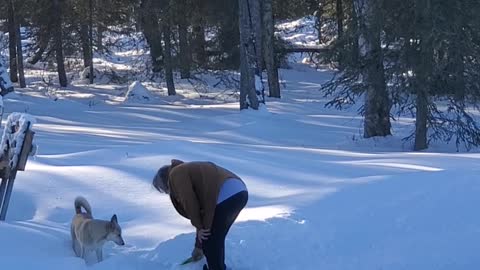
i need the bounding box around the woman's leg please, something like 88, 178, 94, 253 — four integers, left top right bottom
203, 191, 248, 270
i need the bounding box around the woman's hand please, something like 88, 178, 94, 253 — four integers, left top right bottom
197, 228, 211, 243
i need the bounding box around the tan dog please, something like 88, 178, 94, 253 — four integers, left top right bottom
71, 196, 125, 263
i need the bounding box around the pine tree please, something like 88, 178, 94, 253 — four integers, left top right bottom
238, 0, 260, 110
263, 0, 281, 98
176, 0, 191, 79
52, 0, 68, 87
13, 0, 26, 88
139, 0, 163, 72
355, 0, 390, 138
7, 0, 18, 83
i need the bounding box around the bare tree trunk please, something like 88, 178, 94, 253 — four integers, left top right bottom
452, 53, 465, 104
88, 0, 94, 84
262, 0, 280, 98
192, 22, 207, 65
163, 23, 176, 96
97, 25, 105, 52
251, 0, 263, 73
178, 0, 191, 79
178, 25, 191, 78
191, 0, 207, 66
336, 0, 345, 67
349, 0, 359, 64
218, 5, 240, 68
354, 0, 391, 138
315, 1, 324, 43
80, 24, 92, 68
14, 5, 26, 88
29, 24, 50, 65
450, 3, 465, 105
336, 0, 344, 38
52, 0, 68, 87
413, 0, 433, 151
140, 0, 163, 72
7, 1, 18, 83
414, 89, 428, 151
239, 0, 259, 110
95, 0, 105, 53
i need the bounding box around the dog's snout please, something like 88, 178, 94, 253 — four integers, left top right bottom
117, 237, 125, 246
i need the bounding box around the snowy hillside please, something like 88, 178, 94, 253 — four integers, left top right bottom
276, 16, 321, 47
0, 17, 479, 270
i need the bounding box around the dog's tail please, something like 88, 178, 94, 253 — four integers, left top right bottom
74, 196, 92, 215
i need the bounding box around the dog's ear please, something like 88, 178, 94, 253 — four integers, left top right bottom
111, 214, 118, 224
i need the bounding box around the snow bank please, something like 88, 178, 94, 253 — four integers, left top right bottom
124, 81, 155, 104
79, 67, 101, 82
2, 169, 478, 270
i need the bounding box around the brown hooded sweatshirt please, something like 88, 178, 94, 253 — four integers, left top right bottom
167, 159, 243, 230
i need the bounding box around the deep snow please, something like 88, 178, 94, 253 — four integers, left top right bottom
0, 17, 479, 270
0, 63, 479, 269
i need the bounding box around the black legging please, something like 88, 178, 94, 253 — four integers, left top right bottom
203, 191, 248, 270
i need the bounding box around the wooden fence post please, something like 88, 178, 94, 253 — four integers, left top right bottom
0, 116, 35, 221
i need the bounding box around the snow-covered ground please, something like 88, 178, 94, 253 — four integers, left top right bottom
1, 18, 479, 270
1, 62, 479, 269
276, 16, 321, 47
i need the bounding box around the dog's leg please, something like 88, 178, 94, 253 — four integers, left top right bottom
71, 225, 78, 256
72, 238, 77, 256
80, 245, 86, 259
73, 239, 81, 257
96, 248, 103, 262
